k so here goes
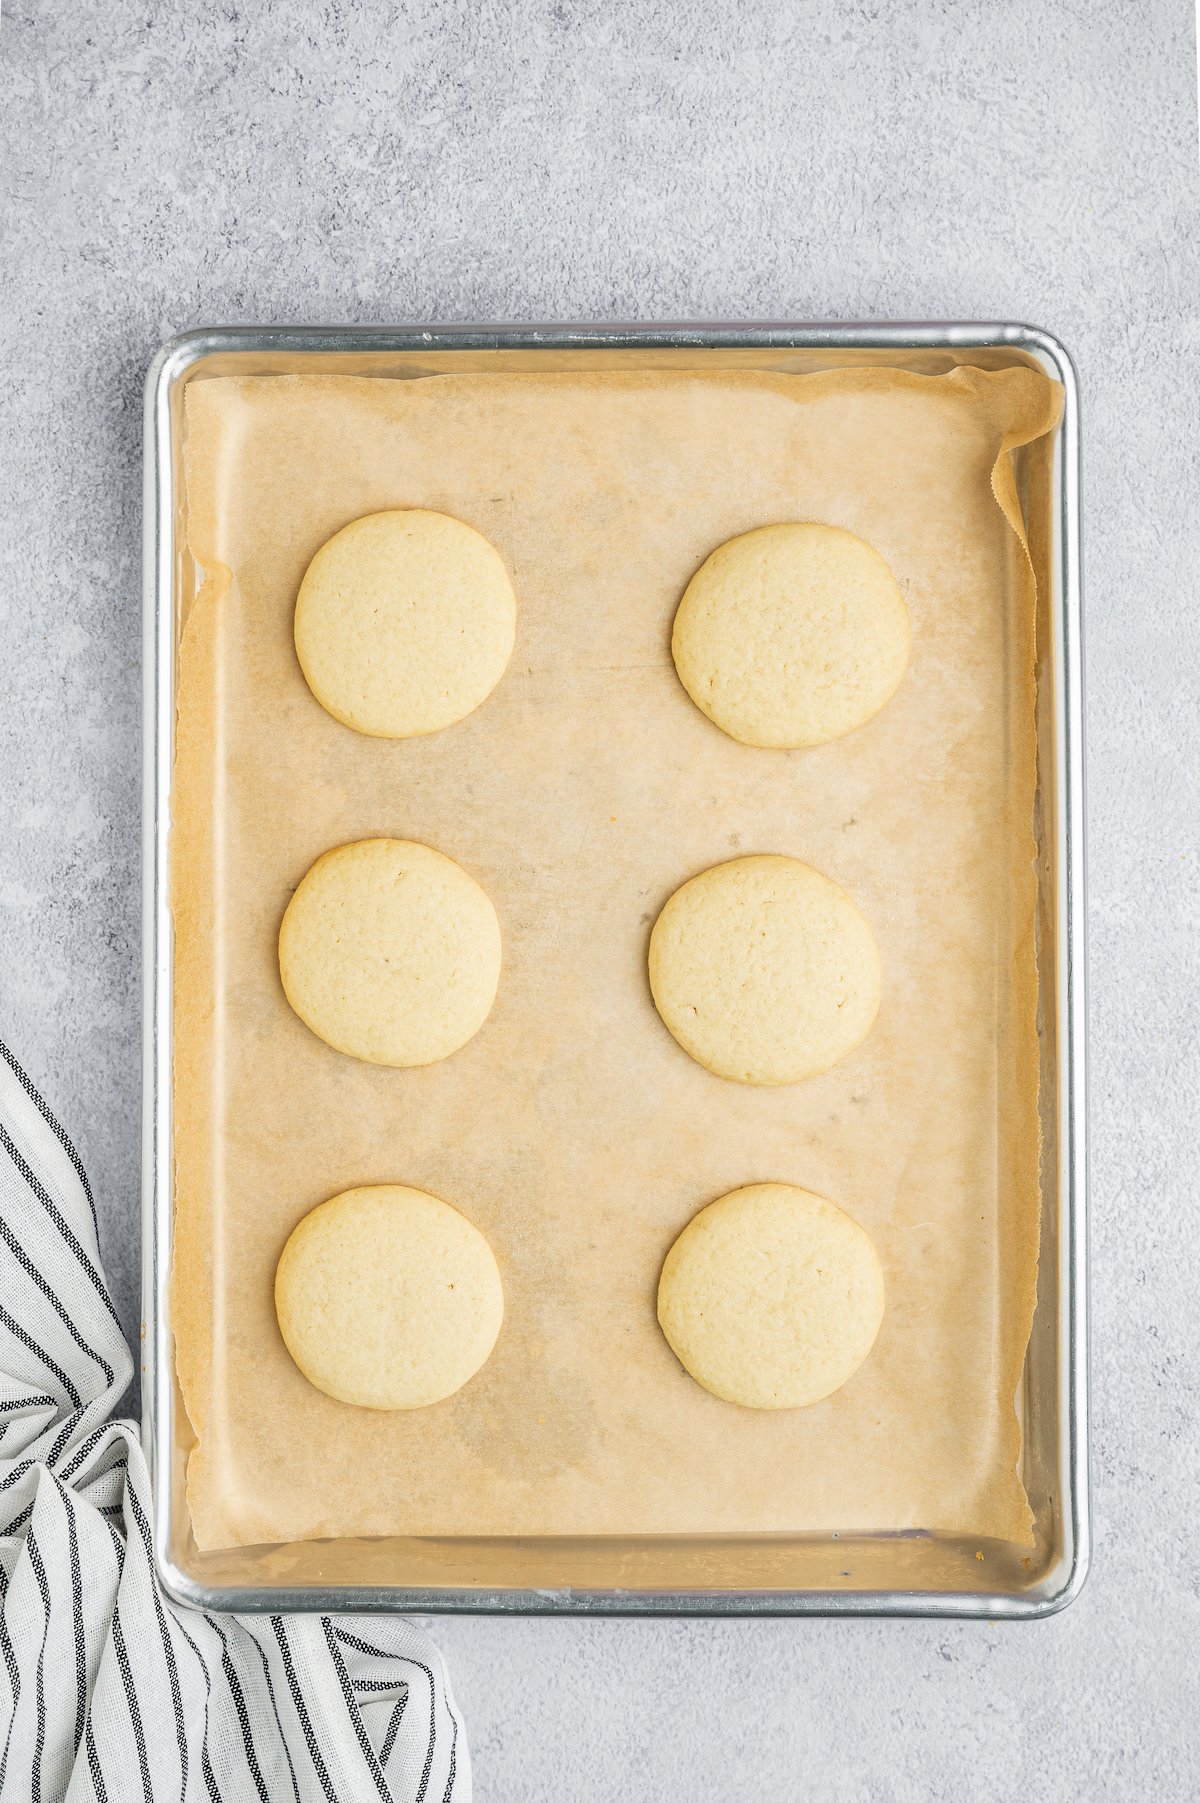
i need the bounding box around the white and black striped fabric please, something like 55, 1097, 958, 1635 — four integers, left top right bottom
0, 1042, 471, 1802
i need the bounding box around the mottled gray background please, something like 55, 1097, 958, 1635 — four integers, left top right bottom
3, 0, 1199, 1796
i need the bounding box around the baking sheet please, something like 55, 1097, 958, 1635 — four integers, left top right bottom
172, 364, 1060, 1552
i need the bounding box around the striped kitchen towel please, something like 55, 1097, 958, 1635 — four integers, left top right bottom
0, 1041, 470, 1802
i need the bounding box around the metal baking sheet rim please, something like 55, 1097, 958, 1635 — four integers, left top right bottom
141, 322, 1088, 1618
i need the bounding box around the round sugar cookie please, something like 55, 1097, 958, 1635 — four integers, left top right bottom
657, 1184, 885, 1409
294, 509, 517, 737
648, 854, 880, 1085
671, 523, 910, 748
279, 838, 501, 1067
275, 1186, 504, 1410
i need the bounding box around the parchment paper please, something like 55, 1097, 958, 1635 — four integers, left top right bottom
172, 364, 1061, 1552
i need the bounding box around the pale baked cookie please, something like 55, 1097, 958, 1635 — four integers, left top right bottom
275, 1185, 504, 1409
657, 1184, 884, 1409
648, 854, 880, 1085
671, 523, 910, 747
294, 509, 517, 737
279, 838, 501, 1066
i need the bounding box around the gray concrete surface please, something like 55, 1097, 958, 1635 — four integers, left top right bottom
3, 0, 1199, 1796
